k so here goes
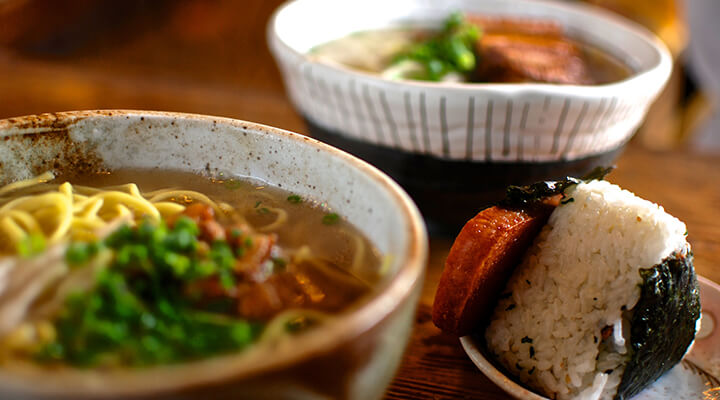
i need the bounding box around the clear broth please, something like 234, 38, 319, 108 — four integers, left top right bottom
311, 27, 632, 85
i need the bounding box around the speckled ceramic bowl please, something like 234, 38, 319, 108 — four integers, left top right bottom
268, 0, 672, 232
0, 110, 428, 400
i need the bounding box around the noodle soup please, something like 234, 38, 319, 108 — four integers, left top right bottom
309, 14, 631, 85
0, 169, 381, 368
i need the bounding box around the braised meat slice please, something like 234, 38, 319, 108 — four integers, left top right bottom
467, 16, 594, 84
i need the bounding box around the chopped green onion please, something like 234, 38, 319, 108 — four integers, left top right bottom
322, 213, 340, 225
286, 194, 303, 204
388, 12, 480, 82
17, 233, 46, 258
223, 179, 244, 190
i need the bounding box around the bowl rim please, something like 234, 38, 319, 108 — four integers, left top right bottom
267, 0, 673, 96
0, 110, 429, 397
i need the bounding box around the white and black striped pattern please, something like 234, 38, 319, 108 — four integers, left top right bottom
269, 0, 672, 162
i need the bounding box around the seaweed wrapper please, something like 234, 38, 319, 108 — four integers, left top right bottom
615, 248, 701, 400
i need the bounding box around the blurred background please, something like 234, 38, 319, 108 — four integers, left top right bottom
0, 0, 717, 152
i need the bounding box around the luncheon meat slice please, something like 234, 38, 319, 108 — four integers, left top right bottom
432, 204, 555, 335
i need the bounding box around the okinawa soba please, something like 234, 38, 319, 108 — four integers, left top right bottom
0, 169, 381, 368
310, 13, 631, 85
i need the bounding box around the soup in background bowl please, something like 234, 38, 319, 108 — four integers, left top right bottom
309, 14, 632, 85
0, 110, 428, 400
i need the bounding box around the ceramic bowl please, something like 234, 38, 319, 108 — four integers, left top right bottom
268, 0, 672, 232
0, 110, 428, 400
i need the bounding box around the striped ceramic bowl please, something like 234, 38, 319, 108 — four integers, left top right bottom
268, 0, 672, 230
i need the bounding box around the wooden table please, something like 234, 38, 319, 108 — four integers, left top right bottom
0, 1, 718, 398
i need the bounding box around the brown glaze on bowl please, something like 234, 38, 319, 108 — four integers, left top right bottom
0, 110, 428, 400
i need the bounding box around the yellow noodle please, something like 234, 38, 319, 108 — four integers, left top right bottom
256, 207, 289, 232
71, 183, 138, 196
70, 185, 102, 196
46, 194, 72, 243
71, 196, 96, 213
218, 202, 234, 214
5, 211, 40, 235
0, 172, 54, 198
0, 193, 70, 246
0, 184, 61, 205
141, 188, 180, 197
31, 208, 58, 232
102, 183, 141, 197
0, 193, 66, 215
292, 246, 370, 289
70, 218, 106, 231
378, 254, 394, 277
70, 195, 92, 212
77, 198, 104, 219
109, 204, 132, 221
341, 229, 365, 274
92, 192, 159, 220
149, 190, 223, 214
71, 232, 96, 242
58, 182, 73, 198
0, 218, 25, 248
0, 176, 179, 253
154, 202, 185, 218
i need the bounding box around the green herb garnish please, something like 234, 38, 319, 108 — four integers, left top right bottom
272, 257, 287, 271
322, 213, 340, 225
66, 241, 104, 266
17, 233, 46, 258
223, 179, 244, 190
387, 12, 480, 81
37, 218, 256, 367
286, 194, 302, 204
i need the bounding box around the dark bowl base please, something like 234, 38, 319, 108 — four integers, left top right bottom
304, 118, 624, 236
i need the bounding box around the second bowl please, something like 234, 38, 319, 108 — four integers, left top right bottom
269, 0, 672, 231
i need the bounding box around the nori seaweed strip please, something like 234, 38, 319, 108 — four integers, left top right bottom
614, 249, 701, 400
501, 166, 613, 207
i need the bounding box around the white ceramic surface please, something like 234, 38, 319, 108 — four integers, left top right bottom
460, 276, 720, 400
0, 110, 428, 400
269, 0, 672, 162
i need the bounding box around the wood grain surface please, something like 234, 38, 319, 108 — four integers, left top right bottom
0, 1, 717, 398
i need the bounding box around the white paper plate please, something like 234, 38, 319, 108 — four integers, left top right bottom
460, 276, 720, 400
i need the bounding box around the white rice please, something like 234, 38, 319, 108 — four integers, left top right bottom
485, 180, 688, 400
